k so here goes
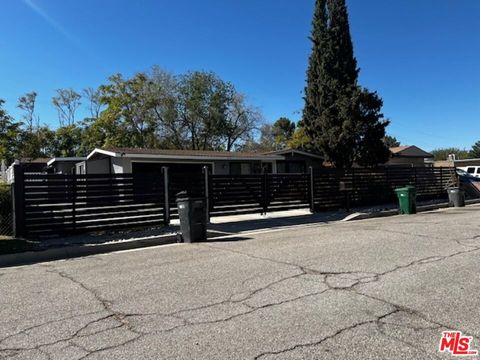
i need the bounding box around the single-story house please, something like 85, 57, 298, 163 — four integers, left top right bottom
263, 149, 325, 173
385, 146, 434, 167
47, 157, 87, 174
73, 147, 325, 176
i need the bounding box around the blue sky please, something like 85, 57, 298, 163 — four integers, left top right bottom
0, 0, 479, 151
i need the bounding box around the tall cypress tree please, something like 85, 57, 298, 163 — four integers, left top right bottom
303, 0, 390, 168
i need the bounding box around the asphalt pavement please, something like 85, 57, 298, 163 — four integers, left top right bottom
1, 205, 480, 359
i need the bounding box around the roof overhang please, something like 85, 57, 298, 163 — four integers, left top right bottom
47, 157, 87, 166
86, 148, 118, 160
86, 148, 283, 161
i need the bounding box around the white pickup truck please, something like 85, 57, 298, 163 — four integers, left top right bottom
457, 166, 480, 179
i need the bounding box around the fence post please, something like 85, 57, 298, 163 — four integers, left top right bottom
309, 166, 315, 213
203, 166, 210, 224
350, 167, 355, 208
71, 174, 76, 232
439, 167, 443, 189
262, 170, 268, 215
12, 164, 25, 238
384, 167, 390, 202
161, 167, 170, 225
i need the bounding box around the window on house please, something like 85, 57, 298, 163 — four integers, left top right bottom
276, 161, 306, 174
261, 162, 273, 174
288, 161, 306, 173
230, 162, 252, 175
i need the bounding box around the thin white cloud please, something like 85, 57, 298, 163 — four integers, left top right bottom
23, 0, 102, 63
23, 0, 75, 41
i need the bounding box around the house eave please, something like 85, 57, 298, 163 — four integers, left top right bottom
86, 148, 284, 162
123, 153, 284, 161
47, 157, 87, 166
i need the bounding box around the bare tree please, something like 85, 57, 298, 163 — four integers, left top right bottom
17, 91, 39, 132
52, 88, 81, 127
83, 87, 103, 119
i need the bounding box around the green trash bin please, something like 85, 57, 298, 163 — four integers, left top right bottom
394, 186, 417, 214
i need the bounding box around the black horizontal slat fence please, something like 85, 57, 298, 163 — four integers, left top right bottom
210, 175, 264, 216
11, 164, 455, 240
19, 171, 165, 239
313, 167, 451, 210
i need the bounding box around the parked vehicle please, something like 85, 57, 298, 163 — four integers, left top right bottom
457, 166, 480, 179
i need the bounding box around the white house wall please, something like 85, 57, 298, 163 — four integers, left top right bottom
87, 158, 110, 174
85, 157, 279, 175
112, 157, 131, 173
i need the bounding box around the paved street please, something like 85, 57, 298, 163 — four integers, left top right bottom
1, 206, 480, 359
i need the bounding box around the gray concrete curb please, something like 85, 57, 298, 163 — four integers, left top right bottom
344, 199, 480, 222
0, 234, 178, 268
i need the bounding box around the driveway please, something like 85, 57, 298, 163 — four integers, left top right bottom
1, 206, 480, 359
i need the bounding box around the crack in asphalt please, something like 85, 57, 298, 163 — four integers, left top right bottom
2, 224, 480, 359
0, 264, 150, 359
254, 309, 401, 359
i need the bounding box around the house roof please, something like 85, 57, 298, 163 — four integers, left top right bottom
19, 158, 50, 164
390, 145, 434, 158
263, 149, 324, 160
47, 157, 87, 166
87, 148, 284, 161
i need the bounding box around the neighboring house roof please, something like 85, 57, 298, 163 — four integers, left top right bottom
47, 157, 87, 166
453, 158, 480, 163
18, 158, 50, 164
87, 148, 284, 161
263, 149, 324, 160
390, 145, 434, 158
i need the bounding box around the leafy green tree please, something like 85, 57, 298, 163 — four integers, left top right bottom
89, 68, 260, 152
0, 100, 22, 164
383, 135, 400, 148
97, 73, 160, 148
272, 117, 296, 149
177, 71, 235, 150
288, 126, 311, 150
53, 125, 83, 157
430, 148, 469, 161
302, 0, 389, 168
469, 141, 480, 158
